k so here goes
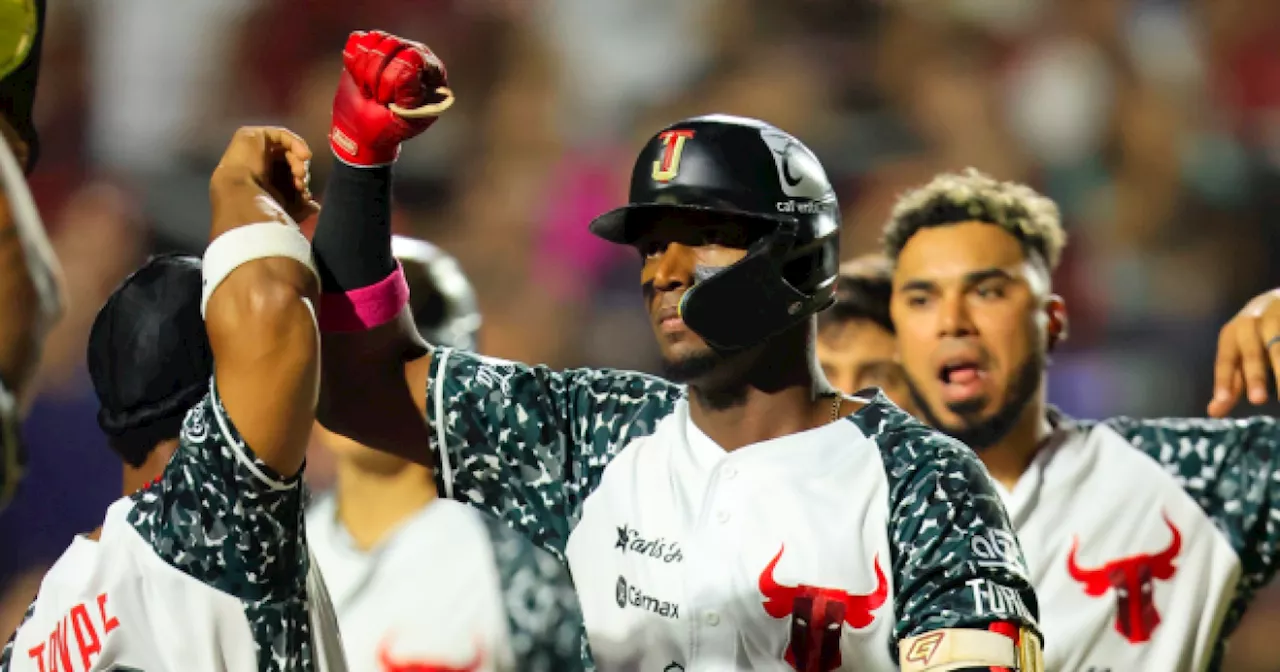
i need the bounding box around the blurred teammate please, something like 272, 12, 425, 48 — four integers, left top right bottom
307, 236, 585, 672
0, 0, 65, 509
312, 30, 1043, 672
0, 127, 344, 671
885, 167, 1280, 671
816, 255, 915, 413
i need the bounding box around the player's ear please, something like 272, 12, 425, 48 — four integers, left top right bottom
1045, 294, 1068, 352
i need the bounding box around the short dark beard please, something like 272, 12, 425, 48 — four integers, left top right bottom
904, 348, 1044, 451
662, 349, 722, 384
662, 350, 753, 410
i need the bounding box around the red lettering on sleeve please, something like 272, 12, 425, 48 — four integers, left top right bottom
25, 642, 46, 672
95, 593, 119, 635
53, 618, 73, 672
70, 605, 101, 670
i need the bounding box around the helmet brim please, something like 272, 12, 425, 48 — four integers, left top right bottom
589, 202, 786, 246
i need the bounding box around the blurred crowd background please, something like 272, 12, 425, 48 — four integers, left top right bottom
2, 0, 1279, 667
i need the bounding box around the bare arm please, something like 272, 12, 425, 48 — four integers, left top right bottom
204, 127, 320, 477
317, 302, 433, 464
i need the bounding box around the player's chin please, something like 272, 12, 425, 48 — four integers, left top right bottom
660, 346, 723, 383
929, 394, 994, 427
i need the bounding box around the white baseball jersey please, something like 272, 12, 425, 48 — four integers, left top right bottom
423, 347, 1040, 672
1000, 409, 1280, 672
306, 494, 584, 672
0, 381, 345, 672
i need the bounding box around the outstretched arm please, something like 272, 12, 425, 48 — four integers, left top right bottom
204, 126, 321, 476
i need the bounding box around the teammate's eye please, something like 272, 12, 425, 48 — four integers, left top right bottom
974, 283, 1005, 300
904, 293, 931, 308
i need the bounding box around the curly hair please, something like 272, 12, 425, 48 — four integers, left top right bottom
881, 168, 1066, 271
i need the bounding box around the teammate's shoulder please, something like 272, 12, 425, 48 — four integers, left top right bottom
440, 347, 684, 405
846, 392, 996, 496
562, 364, 685, 402
847, 392, 970, 456
1100, 413, 1276, 438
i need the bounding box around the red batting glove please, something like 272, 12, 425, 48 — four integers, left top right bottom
329, 30, 449, 167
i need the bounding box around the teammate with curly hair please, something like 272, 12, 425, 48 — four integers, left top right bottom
885, 167, 1280, 671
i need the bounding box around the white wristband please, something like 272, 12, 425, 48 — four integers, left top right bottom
201, 222, 320, 318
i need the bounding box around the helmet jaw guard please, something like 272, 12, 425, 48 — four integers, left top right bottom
678, 219, 837, 351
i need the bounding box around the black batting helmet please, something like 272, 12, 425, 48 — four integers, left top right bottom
589, 114, 840, 350
393, 236, 481, 351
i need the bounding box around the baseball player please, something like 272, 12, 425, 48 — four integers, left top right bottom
1, 127, 345, 671
816, 255, 916, 414
0, 0, 65, 510
306, 235, 585, 672
884, 167, 1280, 671
309, 30, 1044, 671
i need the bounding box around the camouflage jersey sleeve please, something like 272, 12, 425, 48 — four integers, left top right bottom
477, 513, 591, 672
1101, 415, 1280, 632
851, 395, 1041, 656
426, 347, 682, 560
125, 377, 316, 672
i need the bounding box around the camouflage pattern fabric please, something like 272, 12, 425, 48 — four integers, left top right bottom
427, 347, 1040, 658
128, 380, 317, 672
1095, 414, 1280, 670
479, 513, 591, 671
852, 398, 1039, 653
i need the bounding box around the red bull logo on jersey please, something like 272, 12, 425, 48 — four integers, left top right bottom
1066, 512, 1182, 644
377, 640, 482, 672
758, 544, 888, 672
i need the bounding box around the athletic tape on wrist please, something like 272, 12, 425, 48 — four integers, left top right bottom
317, 264, 409, 332
900, 626, 1042, 671
201, 222, 319, 318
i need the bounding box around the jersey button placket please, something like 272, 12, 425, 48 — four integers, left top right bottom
687, 463, 741, 668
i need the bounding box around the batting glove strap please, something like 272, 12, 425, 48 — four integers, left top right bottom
899, 626, 1043, 672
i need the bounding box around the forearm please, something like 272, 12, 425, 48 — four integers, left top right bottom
206, 174, 320, 476
313, 161, 432, 449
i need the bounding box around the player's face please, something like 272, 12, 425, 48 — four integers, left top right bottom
817, 318, 915, 414
890, 222, 1050, 449
637, 214, 753, 381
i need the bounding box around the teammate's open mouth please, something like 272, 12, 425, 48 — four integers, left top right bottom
939, 357, 987, 403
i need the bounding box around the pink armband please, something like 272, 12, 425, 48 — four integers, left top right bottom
318, 264, 410, 332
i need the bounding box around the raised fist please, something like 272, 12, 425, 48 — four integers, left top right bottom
211, 126, 318, 238
330, 30, 453, 167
